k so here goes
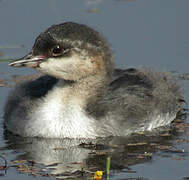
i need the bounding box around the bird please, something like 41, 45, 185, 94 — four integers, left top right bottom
4, 22, 183, 139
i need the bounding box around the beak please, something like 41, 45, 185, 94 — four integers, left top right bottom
9, 54, 46, 68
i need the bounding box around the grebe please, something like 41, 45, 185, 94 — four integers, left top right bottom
4, 22, 183, 138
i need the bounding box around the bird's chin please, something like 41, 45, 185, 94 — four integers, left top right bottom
25, 61, 42, 68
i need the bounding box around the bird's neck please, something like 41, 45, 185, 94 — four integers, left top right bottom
57, 73, 110, 107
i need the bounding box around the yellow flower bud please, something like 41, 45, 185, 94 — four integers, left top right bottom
94, 171, 103, 180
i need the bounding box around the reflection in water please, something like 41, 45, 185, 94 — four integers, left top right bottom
3, 126, 183, 179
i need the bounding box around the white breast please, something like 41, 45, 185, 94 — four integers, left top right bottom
26, 85, 98, 138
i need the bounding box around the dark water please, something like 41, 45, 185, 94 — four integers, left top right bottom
0, 0, 189, 179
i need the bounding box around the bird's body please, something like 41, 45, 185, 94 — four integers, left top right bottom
4, 22, 183, 138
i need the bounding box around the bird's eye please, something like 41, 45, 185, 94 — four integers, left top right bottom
51, 45, 63, 56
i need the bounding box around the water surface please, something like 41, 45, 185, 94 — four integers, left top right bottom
0, 0, 189, 179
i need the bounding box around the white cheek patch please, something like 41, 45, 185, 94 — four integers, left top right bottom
39, 55, 93, 79
40, 56, 75, 75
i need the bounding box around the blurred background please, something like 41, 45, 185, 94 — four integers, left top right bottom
0, 0, 188, 71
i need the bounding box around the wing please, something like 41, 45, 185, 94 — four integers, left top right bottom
88, 68, 183, 133
110, 68, 153, 98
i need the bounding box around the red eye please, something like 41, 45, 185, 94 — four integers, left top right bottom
52, 45, 62, 56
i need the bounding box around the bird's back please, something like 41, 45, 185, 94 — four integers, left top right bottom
87, 68, 183, 136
